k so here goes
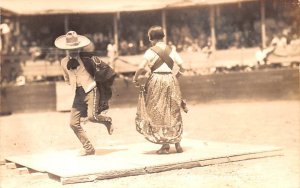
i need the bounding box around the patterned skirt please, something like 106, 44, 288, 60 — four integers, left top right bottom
135, 73, 183, 144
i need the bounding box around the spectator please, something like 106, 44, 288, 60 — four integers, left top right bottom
0, 19, 11, 54
107, 42, 118, 69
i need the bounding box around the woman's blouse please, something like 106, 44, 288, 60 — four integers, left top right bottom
142, 42, 184, 73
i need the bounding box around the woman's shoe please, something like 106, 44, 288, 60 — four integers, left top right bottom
175, 142, 183, 153
181, 100, 188, 113
156, 144, 170, 154
79, 149, 95, 156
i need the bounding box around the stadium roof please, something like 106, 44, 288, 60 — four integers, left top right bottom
0, 0, 257, 16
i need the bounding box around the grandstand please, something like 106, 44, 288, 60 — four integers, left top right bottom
0, 0, 299, 82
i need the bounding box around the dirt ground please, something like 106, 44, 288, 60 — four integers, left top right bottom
0, 100, 299, 188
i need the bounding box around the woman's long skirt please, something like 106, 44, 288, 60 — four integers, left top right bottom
136, 73, 183, 144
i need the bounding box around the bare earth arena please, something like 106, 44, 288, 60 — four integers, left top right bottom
0, 100, 299, 188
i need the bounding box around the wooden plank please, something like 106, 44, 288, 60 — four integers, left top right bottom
144, 150, 283, 174
61, 168, 146, 185
28, 172, 49, 180
61, 150, 282, 185
228, 150, 283, 162
61, 175, 97, 185
6, 162, 17, 169
199, 157, 230, 166
145, 161, 201, 173
95, 168, 147, 180
5, 155, 49, 173
0, 160, 5, 165
17, 167, 29, 175
4, 140, 283, 185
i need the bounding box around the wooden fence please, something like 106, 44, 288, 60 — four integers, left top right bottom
1, 68, 299, 114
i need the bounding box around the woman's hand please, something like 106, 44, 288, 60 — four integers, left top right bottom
133, 78, 140, 87
175, 71, 182, 78
133, 66, 147, 87
176, 65, 185, 78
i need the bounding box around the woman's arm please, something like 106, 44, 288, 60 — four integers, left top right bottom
176, 64, 185, 78
172, 50, 185, 77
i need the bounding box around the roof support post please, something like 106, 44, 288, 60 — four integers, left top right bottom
64, 15, 69, 33
162, 9, 167, 43
113, 12, 120, 55
260, 0, 266, 48
64, 15, 69, 56
209, 5, 216, 51
15, 16, 21, 53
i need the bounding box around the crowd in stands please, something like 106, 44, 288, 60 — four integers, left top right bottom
1, 2, 299, 57
1, 1, 299, 85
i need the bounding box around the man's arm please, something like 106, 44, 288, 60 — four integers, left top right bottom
60, 59, 70, 85
62, 67, 70, 85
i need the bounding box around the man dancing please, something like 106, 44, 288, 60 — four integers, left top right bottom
55, 31, 115, 156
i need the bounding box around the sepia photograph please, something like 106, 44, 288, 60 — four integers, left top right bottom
0, 0, 299, 187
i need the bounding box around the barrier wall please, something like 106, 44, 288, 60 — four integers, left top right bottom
1, 82, 56, 113
180, 68, 299, 101
1, 68, 299, 114
109, 68, 299, 107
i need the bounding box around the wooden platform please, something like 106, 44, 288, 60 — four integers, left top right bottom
5, 139, 282, 185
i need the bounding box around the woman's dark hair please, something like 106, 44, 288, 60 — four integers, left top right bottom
148, 26, 165, 41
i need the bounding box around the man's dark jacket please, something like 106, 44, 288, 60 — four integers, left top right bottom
79, 52, 116, 113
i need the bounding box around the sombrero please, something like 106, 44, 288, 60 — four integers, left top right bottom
54, 31, 91, 50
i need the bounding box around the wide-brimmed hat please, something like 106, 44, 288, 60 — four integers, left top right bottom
54, 31, 91, 50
